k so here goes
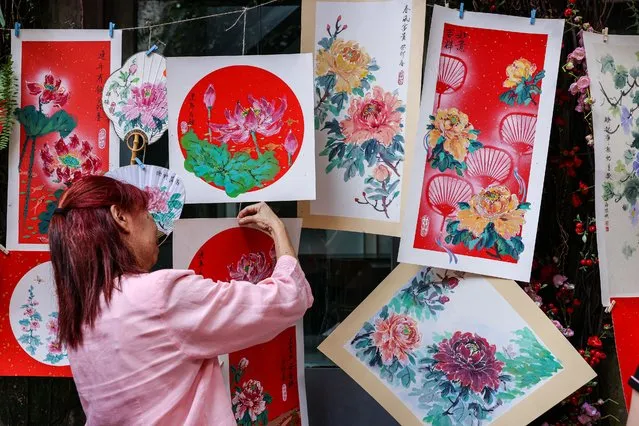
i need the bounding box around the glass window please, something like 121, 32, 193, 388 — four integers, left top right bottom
137, 0, 398, 368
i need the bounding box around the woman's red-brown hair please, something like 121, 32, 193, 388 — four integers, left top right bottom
49, 175, 149, 349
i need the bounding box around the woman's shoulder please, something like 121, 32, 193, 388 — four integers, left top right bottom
119, 269, 199, 305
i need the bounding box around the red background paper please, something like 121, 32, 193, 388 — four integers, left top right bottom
188, 226, 301, 423
0, 251, 72, 377
611, 297, 639, 409
17, 41, 112, 245
177, 65, 304, 192
413, 24, 548, 262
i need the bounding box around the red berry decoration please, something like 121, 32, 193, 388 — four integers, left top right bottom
588, 225, 596, 233
567, 307, 574, 314
588, 336, 603, 348
568, 0, 576, 3
490, 5, 496, 12
580, 259, 588, 266
578, 349, 585, 355
564, 8, 573, 17
585, 259, 593, 267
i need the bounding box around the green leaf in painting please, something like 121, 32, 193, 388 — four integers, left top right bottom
40, 109, 77, 138
602, 181, 615, 202
600, 54, 615, 74
623, 176, 639, 205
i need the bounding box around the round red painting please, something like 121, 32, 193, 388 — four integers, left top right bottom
188, 227, 275, 283
177, 65, 304, 197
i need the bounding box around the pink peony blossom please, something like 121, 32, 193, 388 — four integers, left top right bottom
24, 308, 34, 316
46, 319, 59, 334
145, 186, 170, 214
121, 82, 168, 129
210, 96, 287, 145
340, 86, 402, 147
576, 76, 590, 90
31, 321, 40, 329
372, 313, 421, 365
129, 63, 138, 75
568, 47, 586, 63
232, 379, 267, 421
47, 341, 63, 354
553, 274, 568, 287
434, 331, 504, 393
228, 251, 275, 283
40, 135, 102, 186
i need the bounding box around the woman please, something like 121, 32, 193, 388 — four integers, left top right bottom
49, 175, 313, 425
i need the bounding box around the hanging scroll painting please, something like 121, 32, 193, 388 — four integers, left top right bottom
0, 251, 72, 376
173, 218, 308, 426
399, 7, 563, 281
167, 55, 315, 203
7, 30, 122, 251
582, 32, 639, 306
319, 263, 595, 425
298, 0, 426, 236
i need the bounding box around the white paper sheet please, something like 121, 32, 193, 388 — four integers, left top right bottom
583, 32, 639, 305
167, 54, 316, 204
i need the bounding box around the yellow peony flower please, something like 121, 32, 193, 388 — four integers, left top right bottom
457, 186, 526, 239
503, 58, 537, 89
316, 39, 371, 94
427, 108, 478, 162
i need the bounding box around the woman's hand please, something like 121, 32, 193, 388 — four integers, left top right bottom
237, 202, 295, 258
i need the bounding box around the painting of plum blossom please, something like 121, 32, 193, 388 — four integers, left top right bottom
7, 30, 122, 251
172, 218, 308, 425
583, 32, 639, 306
399, 6, 564, 281
167, 55, 315, 203
299, 0, 426, 236
319, 264, 595, 425
0, 251, 72, 376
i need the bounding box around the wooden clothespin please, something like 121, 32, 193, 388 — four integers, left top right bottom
605, 300, 615, 313
602, 27, 609, 43
0, 243, 9, 255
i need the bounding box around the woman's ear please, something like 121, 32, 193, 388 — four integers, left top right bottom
110, 205, 132, 234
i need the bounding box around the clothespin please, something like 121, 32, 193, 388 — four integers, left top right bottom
530, 9, 537, 25
459, 3, 464, 19
602, 27, 609, 43
604, 300, 615, 313
109, 22, 116, 38
444, 1, 449, 7
0, 243, 8, 255
146, 44, 158, 56
134, 157, 146, 169
14, 22, 20, 37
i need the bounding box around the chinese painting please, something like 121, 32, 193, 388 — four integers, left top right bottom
173, 218, 308, 426
583, 32, 639, 305
319, 264, 595, 425
0, 251, 72, 376
610, 297, 639, 410
7, 30, 122, 250
399, 6, 564, 281
167, 55, 315, 203
299, 0, 425, 236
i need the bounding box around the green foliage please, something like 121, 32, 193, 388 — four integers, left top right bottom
15, 105, 76, 139
0, 58, 17, 150
38, 189, 64, 235
181, 130, 280, 198
445, 220, 525, 260
496, 328, 562, 392
499, 70, 545, 106
601, 54, 615, 74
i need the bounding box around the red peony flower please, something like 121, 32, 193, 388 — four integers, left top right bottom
433, 331, 504, 393
40, 135, 102, 186
372, 313, 421, 365
587, 336, 602, 348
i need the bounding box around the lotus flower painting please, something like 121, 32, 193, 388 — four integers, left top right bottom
0, 251, 73, 376
399, 6, 564, 281
7, 30, 122, 250
319, 264, 595, 426
301, 0, 425, 236
167, 55, 315, 203
172, 218, 308, 425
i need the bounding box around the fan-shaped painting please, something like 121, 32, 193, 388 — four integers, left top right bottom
167, 55, 315, 203
298, 0, 426, 236
399, 7, 564, 281
0, 251, 72, 376
172, 218, 308, 426
319, 263, 594, 426
6, 30, 122, 251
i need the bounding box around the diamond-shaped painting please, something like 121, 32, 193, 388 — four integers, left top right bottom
319, 264, 594, 425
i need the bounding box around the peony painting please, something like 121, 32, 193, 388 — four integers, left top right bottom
7, 30, 122, 251
319, 264, 595, 426
299, 0, 426, 236
399, 6, 564, 281
172, 218, 308, 425
583, 32, 639, 305
167, 55, 315, 204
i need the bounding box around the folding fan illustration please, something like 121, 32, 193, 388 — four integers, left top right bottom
102, 51, 168, 165
436, 54, 467, 109
425, 175, 473, 233
465, 146, 514, 190
499, 112, 537, 200
105, 165, 185, 236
